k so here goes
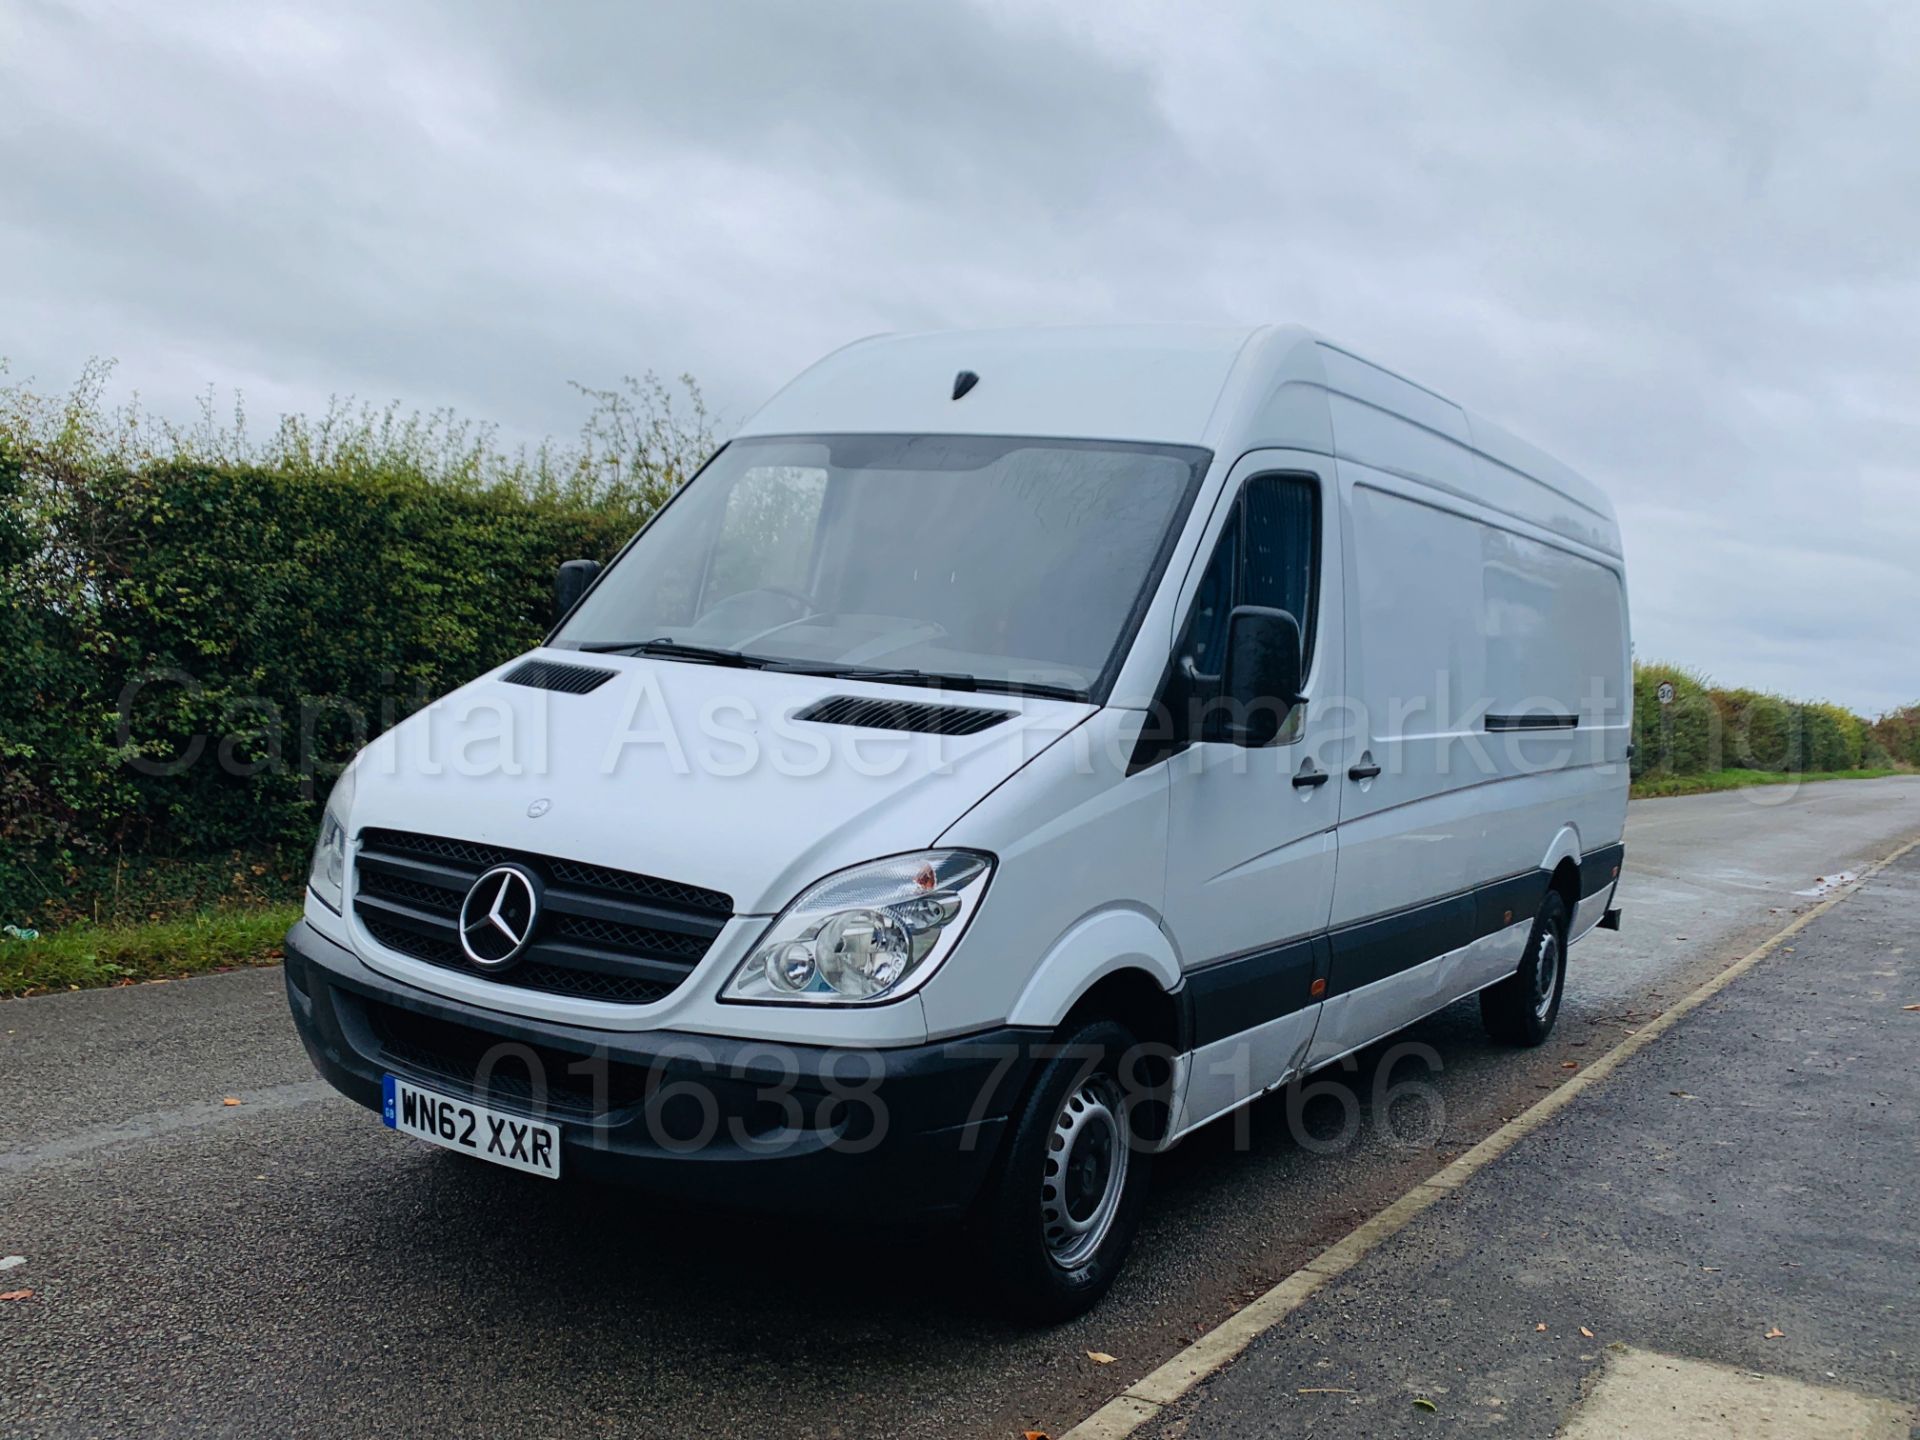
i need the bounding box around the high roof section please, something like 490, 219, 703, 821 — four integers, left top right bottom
737, 324, 1618, 557
737, 324, 1261, 446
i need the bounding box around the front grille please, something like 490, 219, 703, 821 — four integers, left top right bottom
352, 828, 732, 1006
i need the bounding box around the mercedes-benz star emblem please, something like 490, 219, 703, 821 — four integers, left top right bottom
458, 864, 542, 970
526, 798, 551, 818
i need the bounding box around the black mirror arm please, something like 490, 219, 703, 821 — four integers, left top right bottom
1181, 656, 1304, 701
1179, 655, 1223, 687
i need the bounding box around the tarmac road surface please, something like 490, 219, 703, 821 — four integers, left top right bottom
1132, 843, 1920, 1437
3, 777, 1917, 1438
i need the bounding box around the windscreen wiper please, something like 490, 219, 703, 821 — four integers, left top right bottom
773, 665, 979, 691
573, 638, 770, 668
771, 663, 1087, 703
572, 645, 1086, 700
968, 678, 1088, 702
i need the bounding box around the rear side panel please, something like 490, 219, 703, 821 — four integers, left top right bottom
1329, 463, 1629, 931
1308, 353, 1627, 1063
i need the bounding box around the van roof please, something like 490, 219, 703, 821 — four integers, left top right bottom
738, 324, 1263, 448
736, 324, 1617, 552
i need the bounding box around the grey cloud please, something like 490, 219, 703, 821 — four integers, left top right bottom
463, 0, 1182, 209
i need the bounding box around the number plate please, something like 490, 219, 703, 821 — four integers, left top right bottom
382, 1074, 561, 1179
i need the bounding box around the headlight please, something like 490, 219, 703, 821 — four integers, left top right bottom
306, 764, 358, 913
725, 851, 993, 1005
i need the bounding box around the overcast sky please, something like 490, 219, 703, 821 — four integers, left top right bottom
3, 0, 1916, 714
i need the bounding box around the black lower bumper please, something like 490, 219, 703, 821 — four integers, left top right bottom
284, 920, 1042, 1220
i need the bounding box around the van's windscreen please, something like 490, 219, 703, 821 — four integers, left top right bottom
554, 434, 1211, 700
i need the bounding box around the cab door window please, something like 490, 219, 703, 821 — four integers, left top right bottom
1171, 473, 1320, 738
1237, 474, 1319, 676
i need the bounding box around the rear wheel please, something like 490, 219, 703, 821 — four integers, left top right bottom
1481, 889, 1569, 1046
973, 1018, 1152, 1323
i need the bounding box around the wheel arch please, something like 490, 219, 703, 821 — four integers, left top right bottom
1005, 907, 1183, 1035
1538, 825, 1583, 916
1547, 857, 1581, 917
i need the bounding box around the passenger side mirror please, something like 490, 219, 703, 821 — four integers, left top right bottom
1221, 605, 1305, 747
554, 559, 602, 624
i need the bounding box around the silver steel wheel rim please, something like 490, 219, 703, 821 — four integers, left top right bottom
1041, 1076, 1129, 1270
1533, 929, 1562, 1021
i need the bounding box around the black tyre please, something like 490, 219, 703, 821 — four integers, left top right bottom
1481, 888, 1569, 1046
973, 1019, 1152, 1323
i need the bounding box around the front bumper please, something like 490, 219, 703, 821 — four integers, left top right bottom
284, 920, 1042, 1219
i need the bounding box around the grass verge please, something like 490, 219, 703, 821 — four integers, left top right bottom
1631, 766, 1902, 800
0, 904, 302, 998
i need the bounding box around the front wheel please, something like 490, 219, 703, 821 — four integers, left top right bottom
1481, 889, 1569, 1046
972, 1019, 1152, 1323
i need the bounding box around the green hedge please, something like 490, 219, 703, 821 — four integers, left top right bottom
1632, 662, 1890, 780
1, 368, 711, 929
1873, 705, 1920, 767
89, 462, 640, 855
1631, 663, 1716, 777
2, 459, 644, 926
0, 437, 108, 922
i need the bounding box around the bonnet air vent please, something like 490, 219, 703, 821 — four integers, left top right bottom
794, 695, 1013, 737
503, 659, 619, 695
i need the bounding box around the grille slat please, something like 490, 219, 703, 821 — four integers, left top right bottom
356, 850, 482, 893
355, 890, 462, 933
519, 940, 699, 987
547, 909, 712, 960
352, 828, 732, 1007
540, 886, 725, 942
794, 694, 1013, 736
353, 870, 464, 914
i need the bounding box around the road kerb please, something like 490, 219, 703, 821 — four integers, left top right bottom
1057, 834, 1920, 1440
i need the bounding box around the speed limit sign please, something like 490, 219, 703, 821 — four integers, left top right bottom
1656, 681, 1675, 706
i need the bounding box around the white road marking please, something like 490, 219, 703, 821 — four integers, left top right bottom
0, 1082, 336, 1175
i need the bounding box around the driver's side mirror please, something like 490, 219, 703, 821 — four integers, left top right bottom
554, 559, 602, 624
1221, 605, 1305, 747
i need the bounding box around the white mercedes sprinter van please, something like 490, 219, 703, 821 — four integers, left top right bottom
287, 325, 1629, 1320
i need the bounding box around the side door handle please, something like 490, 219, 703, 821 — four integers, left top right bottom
1348, 761, 1381, 781
1292, 762, 1330, 789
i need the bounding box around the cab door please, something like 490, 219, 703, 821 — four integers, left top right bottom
1157, 451, 1352, 1133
